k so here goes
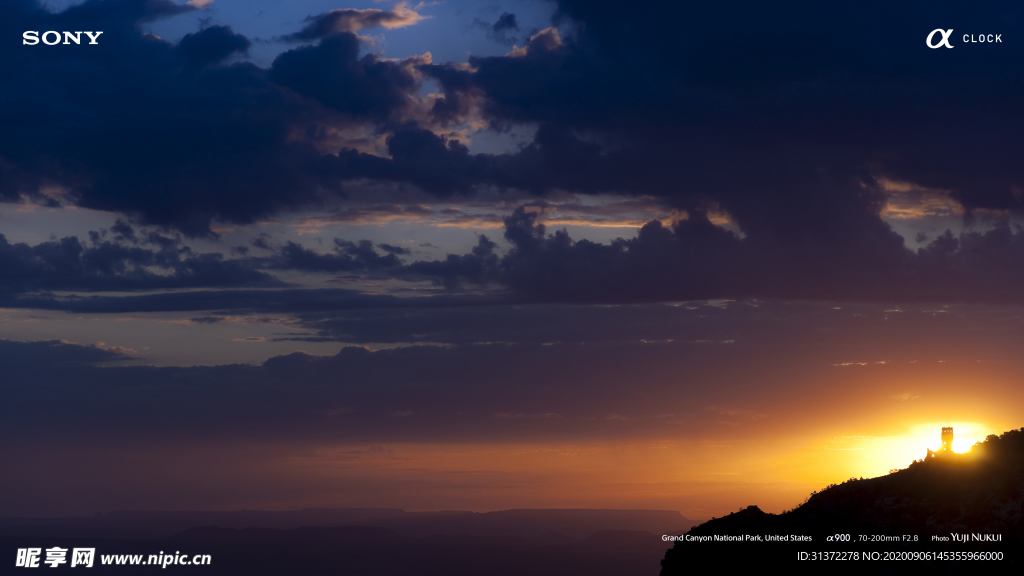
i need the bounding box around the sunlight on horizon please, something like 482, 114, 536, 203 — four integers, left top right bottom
838, 421, 996, 480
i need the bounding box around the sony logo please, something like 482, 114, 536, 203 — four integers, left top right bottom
23, 31, 103, 45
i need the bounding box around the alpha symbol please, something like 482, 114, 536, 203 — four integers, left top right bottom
926, 29, 954, 49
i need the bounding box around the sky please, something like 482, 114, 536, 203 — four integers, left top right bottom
2, 0, 1024, 518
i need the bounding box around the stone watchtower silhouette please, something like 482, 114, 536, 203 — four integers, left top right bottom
925, 427, 954, 460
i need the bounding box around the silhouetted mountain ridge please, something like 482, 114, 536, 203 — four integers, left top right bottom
662, 428, 1024, 574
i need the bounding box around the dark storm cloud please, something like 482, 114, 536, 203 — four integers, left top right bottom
411, 0, 1024, 301
328, 121, 632, 197
474, 12, 520, 46
271, 239, 402, 273
0, 0, 587, 235
0, 338, 132, 367
396, 207, 1024, 304
0, 231, 279, 293
492, 13, 519, 35
0, 0, 462, 236
176, 24, 250, 71
377, 243, 411, 255
2, 0, 317, 236
401, 235, 499, 289
268, 33, 420, 124
0, 223, 421, 295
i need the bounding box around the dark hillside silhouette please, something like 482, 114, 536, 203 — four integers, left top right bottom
662, 428, 1024, 575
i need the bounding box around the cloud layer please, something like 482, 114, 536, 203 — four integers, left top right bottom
3, 0, 1024, 305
